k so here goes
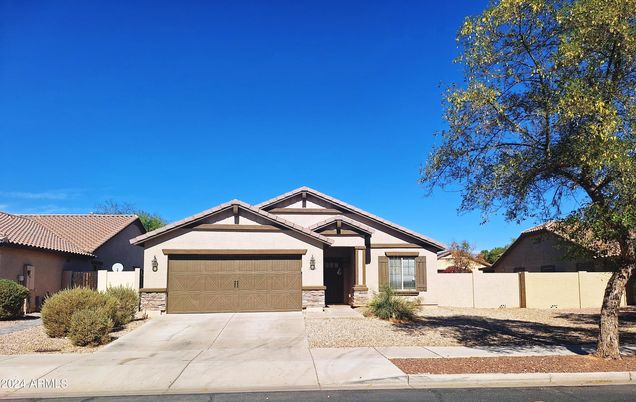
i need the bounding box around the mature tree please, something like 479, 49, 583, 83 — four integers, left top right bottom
94, 200, 167, 232
420, 0, 636, 358
447, 240, 480, 272
480, 244, 510, 264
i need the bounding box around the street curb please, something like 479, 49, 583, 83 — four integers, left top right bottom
408, 371, 634, 387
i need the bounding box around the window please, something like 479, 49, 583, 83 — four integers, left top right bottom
389, 257, 416, 290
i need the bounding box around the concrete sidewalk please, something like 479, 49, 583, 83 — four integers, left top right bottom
376, 344, 636, 359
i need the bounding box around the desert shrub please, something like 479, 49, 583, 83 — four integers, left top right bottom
105, 286, 139, 327
0, 279, 29, 320
366, 285, 419, 322
41, 287, 117, 338
68, 308, 113, 346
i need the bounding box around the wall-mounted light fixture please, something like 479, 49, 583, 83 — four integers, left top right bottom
152, 256, 158, 272
309, 255, 316, 270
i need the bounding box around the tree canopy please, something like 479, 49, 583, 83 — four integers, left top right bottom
94, 200, 167, 232
420, 0, 636, 358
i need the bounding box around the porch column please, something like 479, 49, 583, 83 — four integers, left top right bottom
354, 246, 367, 288
352, 246, 369, 307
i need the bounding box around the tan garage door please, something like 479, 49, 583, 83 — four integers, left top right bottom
167, 255, 302, 313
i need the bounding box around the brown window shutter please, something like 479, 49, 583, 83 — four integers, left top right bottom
378, 256, 389, 288
416, 256, 427, 291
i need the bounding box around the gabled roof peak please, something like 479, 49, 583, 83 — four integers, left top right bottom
129, 199, 333, 246
257, 186, 447, 251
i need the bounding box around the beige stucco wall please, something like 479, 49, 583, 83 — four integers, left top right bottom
522, 271, 626, 309
434, 272, 521, 308
473, 272, 520, 308
0, 247, 89, 307
94, 222, 144, 270
435, 273, 474, 307
141, 210, 325, 289
522, 272, 580, 308
97, 268, 141, 292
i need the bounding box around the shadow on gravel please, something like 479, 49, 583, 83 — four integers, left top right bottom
391, 308, 636, 350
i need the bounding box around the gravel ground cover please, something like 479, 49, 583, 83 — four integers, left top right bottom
0, 314, 40, 329
0, 318, 148, 355
392, 355, 636, 374
305, 307, 636, 348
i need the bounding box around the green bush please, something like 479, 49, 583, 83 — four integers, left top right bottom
366, 285, 419, 322
0, 279, 29, 320
68, 308, 113, 346
41, 287, 117, 338
105, 286, 139, 327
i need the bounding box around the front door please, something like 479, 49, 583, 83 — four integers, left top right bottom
324, 258, 345, 304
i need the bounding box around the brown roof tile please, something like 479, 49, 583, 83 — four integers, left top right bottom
0, 212, 92, 256
20, 214, 140, 253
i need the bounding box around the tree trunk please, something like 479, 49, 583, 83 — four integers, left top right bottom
595, 263, 635, 359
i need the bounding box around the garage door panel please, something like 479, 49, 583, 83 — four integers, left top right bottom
270, 273, 301, 291
169, 273, 206, 291
237, 273, 270, 291
169, 291, 203, 313
270, 291, 302, 310
202, 291, 237, 312
203, 274, 236, 291
167, 255, 301, 313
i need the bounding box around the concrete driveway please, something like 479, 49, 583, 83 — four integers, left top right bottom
0, 312, 405, 398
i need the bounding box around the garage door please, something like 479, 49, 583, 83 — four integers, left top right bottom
167, 255, 302, 313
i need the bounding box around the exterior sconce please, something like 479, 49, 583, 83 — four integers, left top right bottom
309, 256, 316, 270
152, 256, 158, 272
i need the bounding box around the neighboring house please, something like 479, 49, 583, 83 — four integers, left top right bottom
131, 187, 446, 314
437, 250, 491, 272
0, 212, 145, 310
491, 222, 610, 273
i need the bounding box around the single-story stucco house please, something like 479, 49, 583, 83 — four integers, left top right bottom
491, 221, 636, 306
131, 187, 446, 314
0, 212, 145, 310
491, 222, 611, 274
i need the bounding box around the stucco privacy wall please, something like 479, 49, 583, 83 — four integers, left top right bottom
435, 273, 474, 307
434, 272, 521, 308
97, 268, 141, 292
521, 271, 627, 308
141, 210, 325, 289
473, 272, 520, 308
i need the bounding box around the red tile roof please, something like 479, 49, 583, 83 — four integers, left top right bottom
0, 213, 140, 256
0, 212, 92, 256
21, 214, 139, 253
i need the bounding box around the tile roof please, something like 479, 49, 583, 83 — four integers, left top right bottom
130, 200, 334, 246
0, 212, 92, 256
257, 186, 447, 250
20, 214, 140, 253
309, 215, 375, 234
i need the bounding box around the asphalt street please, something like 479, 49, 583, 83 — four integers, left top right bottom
13, 385, 636, 402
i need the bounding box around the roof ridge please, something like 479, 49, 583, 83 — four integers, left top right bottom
256, 187, 446, 250
129, 199, 333, 246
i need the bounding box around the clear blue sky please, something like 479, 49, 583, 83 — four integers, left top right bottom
0, 0, 532, 250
